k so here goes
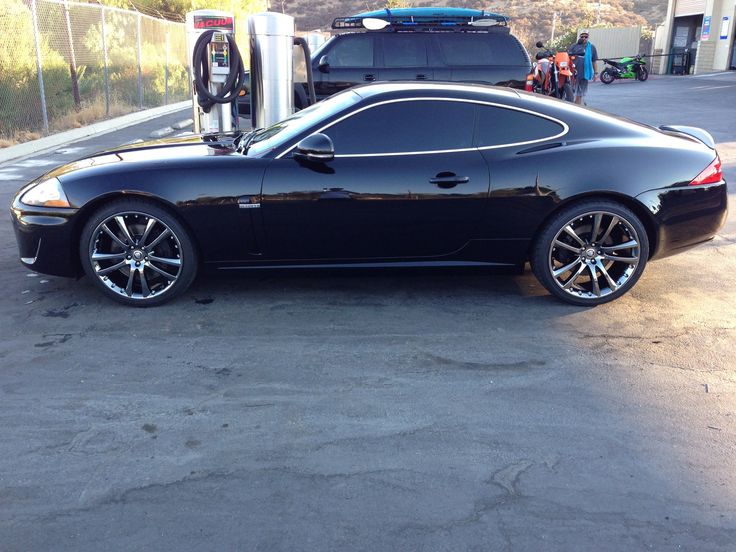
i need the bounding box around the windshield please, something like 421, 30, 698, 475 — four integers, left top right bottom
246, 90, 362, 157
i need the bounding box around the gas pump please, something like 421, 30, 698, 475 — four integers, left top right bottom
186, 10, 245, 133
247, 13, 318, 128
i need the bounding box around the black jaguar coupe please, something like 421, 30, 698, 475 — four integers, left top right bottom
11, 82, 728, 306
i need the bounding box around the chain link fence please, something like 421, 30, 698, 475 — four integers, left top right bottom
0, 0, 190, 145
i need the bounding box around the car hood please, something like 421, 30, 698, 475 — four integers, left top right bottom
45, 132, 247, 180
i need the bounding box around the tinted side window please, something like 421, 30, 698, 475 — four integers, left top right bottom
475, 105, 564, 147
328, 35, 374, 67
324, 100, 475, 155
438, 34, 528, 66
382, 35, 428, 67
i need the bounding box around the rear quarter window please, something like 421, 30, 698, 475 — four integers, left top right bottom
437, 34, 529, 66
475, 105, 565, 147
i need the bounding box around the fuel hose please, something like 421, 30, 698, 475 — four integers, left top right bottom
192, 30, 246, 113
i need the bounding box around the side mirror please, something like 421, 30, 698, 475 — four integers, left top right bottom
535, 40, 545, 48
318, 55, 330, 73
293, 133, 334, 163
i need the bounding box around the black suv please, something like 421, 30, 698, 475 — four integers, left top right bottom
239, 9, 531, 115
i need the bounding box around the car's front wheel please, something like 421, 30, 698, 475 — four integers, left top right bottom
530, 200, 649, 306
80, 199, 198, 306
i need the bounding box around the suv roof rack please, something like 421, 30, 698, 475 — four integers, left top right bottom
332, 7, 509, 31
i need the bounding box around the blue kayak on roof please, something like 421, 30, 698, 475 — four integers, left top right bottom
354, 7, 503, 19
332, 7, 509, 29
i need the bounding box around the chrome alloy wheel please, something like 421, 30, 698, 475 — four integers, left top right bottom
548, 211, 641, 301
88, 212, 183, 301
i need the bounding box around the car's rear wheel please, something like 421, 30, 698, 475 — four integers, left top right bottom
530, 200, 649, 306
80, 199, 197, 306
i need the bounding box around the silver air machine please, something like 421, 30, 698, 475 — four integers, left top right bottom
186, 10, 245, 133
248, 12, 296, 129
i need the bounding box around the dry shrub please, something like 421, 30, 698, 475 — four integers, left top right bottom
0, 100, 136, 147
50, 99, 136, 132
0, 130, 42, 148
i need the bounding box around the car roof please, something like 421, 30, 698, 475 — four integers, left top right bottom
344, 81, 663, 142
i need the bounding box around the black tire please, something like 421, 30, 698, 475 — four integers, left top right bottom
636, 67, 649, 81
600, 69, 615, 84
530, 200, 649, 306
79, 199, 198, 307
562, 81, 574, 102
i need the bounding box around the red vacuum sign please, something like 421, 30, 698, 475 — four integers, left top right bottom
193, 15, 234, 31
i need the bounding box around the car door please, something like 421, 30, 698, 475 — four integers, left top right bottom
315, 34, 378, 98
474, 103, 568, 245
258, 99, 489, 261
378, 34, 434, 82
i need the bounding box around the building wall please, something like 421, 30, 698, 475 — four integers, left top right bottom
663, 0, 736, 74
583, 27, 642, 59
710, 0, 735, 69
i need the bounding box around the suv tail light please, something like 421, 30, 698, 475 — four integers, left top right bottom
690, 156, 723, 186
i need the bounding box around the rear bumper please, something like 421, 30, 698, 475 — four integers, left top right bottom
637, 181, 728, 260
10, 201, 80, 278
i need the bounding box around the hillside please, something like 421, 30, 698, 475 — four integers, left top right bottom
282, 0, 667, 46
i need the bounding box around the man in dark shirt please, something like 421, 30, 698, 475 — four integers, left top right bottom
568, 30, 598, 105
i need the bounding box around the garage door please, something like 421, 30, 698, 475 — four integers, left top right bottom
675, 0, 705, 17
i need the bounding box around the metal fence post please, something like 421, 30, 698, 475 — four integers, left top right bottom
63, 0, 81, 111
165, 24, 170, 105
101, 6, 110, 116
30, 0, 50, 134
137, 13, 143, 108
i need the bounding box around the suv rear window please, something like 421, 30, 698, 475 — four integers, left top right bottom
382, 34, 429, 67
437, 34, 528, 66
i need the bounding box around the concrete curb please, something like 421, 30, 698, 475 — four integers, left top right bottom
0, 101, 190, 164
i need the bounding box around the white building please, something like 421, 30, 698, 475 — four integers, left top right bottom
654, 0, 736, 74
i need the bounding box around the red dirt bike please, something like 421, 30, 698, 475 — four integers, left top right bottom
525, 41, 575, 102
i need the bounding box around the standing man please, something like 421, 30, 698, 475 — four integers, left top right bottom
568, 30, 598, 105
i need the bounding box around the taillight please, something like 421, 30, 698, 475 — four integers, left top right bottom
525, 74, 534, 92
690, 156, 723, 186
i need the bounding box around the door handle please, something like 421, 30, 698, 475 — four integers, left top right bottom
319, 188, 352, 200
363, 73, 376, 82
415, 74, 429, 80
237, 195, 261, 209
429, 174, 470, 189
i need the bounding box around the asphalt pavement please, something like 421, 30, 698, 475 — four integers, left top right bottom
1, 74, 735, 551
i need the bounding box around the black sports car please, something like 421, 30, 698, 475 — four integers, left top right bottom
11, 82, 728, 306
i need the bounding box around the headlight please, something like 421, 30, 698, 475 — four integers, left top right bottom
20, 177, 71, 208
559, 61, 568, 68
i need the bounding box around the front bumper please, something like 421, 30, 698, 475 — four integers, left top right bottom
11, 199, 80, 278
637, 181, 728, 260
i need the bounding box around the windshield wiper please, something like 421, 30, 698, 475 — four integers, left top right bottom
236, 128, 263, 154
232, 130, 247, 149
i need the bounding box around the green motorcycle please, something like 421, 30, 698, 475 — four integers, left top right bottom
600, 54, 648, 84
